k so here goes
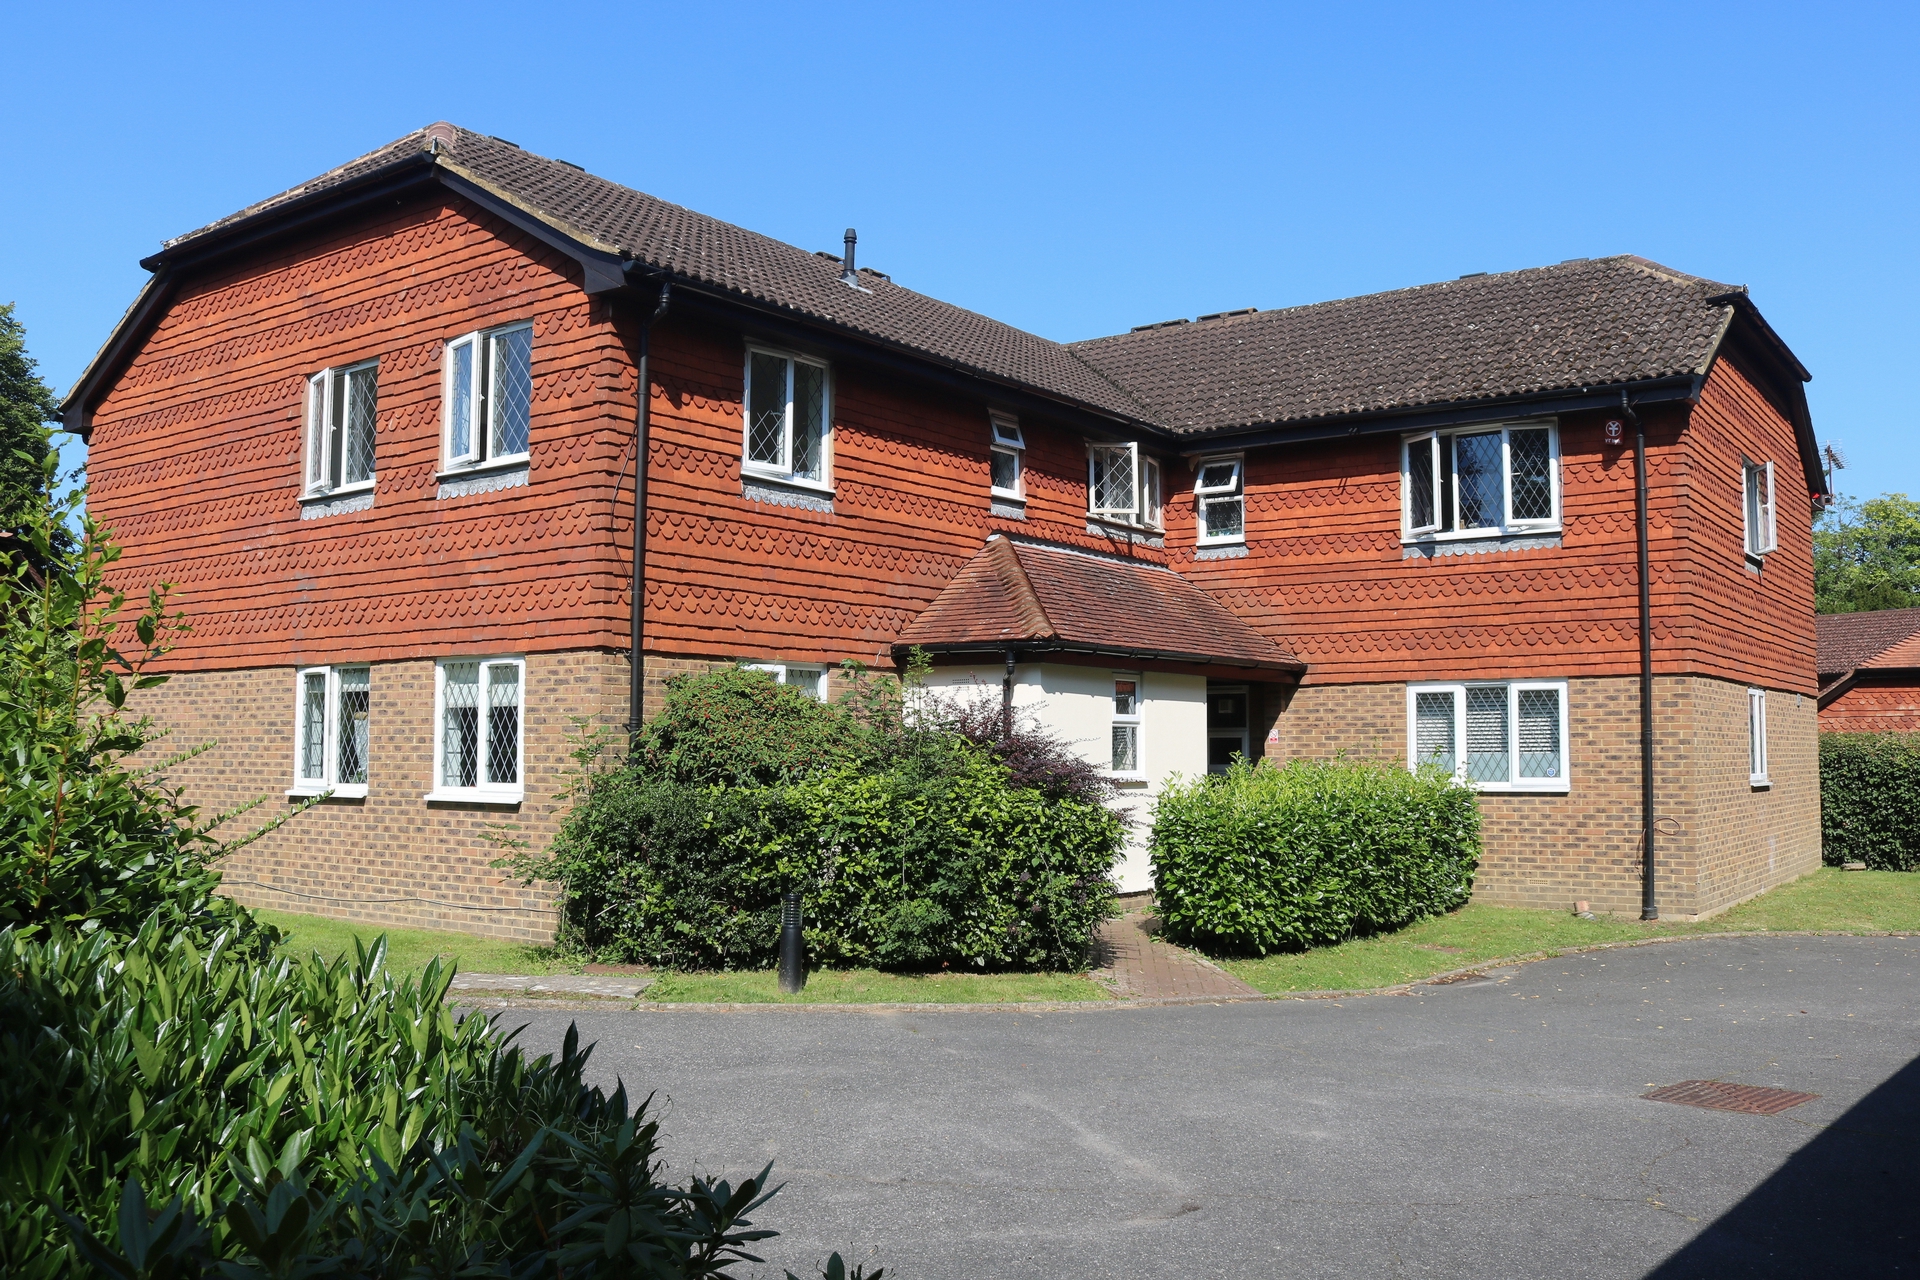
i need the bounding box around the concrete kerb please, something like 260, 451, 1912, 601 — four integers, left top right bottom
448, 929, 1915, 1015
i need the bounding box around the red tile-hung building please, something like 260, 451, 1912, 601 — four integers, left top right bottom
64, 124, 1827, 934
1816, 608, 1920, 732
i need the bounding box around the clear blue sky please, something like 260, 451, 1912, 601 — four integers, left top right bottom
5, 1, 1913, 493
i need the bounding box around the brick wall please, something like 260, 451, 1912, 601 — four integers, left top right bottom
1271, 674, 1818, 918
129, 649, 630, 941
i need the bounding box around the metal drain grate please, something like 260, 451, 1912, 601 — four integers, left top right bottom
1643, 1080, 1819, 1115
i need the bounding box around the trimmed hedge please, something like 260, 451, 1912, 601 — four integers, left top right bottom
1151, 757, 1482, 955
527, 745, 1122, 972
1819, 732, 1920, 870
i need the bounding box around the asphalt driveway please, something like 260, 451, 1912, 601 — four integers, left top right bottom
498, 936, 1919, 1279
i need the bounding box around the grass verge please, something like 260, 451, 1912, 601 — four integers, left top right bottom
644, 968, 1106, 1004
1220, 867, 1920, 993
257, 909, 579, 977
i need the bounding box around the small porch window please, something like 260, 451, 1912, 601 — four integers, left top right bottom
1111, 673, 1143, 775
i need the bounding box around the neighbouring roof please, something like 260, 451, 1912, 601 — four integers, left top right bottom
1816, 607, 1920, 676
71, 123, 1813, 450
896, 535, 1303, 673
1069, 257, 1756, 435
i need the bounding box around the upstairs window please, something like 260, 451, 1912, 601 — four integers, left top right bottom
1743, 460, 1777, 558
1111, 674, 1143, 776
304, 361, 378, 496
432, 658, 524, 801
744, 347, 830, 487
1088, 443, 1162, 530
1748, 687, 1769, 785
744, 661, 829, 702
444, 323, 533, 471
292, 665, 370, 797
989, 413, 1025, 500
1403, 422, 1558, 538
1195, 455, 1245, 544
1408, 681, 1568, 792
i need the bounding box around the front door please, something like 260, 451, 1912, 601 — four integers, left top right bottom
1207, 685, 1249, 773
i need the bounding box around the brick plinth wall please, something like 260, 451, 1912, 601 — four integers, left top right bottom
129, 650, 630, 940
1271, 675, 1819, 918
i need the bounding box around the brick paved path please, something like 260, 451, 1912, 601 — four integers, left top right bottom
1090, 898, 1260, 1000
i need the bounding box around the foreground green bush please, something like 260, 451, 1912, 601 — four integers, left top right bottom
512, 669, 1124, 971
1820, 732, 1920, 870
0, 918, 811, 1278
1151, 757, 1482, 955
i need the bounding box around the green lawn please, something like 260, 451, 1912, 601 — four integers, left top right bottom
644, 967, 1105, 1004
1220, 867, 1920, 994
260, 868, 1919, 1003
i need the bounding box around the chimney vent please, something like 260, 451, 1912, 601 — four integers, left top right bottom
841, 229, 858, 286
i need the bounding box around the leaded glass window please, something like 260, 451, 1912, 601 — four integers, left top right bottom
1195, 456, 1245, 543
445, 323, 533, 471
1112, 675, 1142, 774
1402, 423, 1559, 537
294, 665, 371, 795
1408, 682, 1568, 792
990, 414, 1024, 498
743, 348, 830, 485
436, 658, 524, 796
303, 360, 378, 497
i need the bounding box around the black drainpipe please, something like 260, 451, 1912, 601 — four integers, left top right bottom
628, 282, 671, 741
1623, 392, 1659, 920
1002, 648, 1017, 741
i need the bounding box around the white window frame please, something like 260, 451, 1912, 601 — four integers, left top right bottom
442, 323, 534, 474
989, 412, 1025, 500
1110, 671, 1144, 779
1743, 459, 1777, 558
1088, 443, 1163, 531
742, 345, 833, 491
289, 664, 371, 799
1748, 687, 1770, 786
1194, 454, 1246, 545
1401, 420, 1561, 542
1405, 680, 1570, 793
743, 662, 830, 702
303, 359, 379, 498
427, 656, 526, 802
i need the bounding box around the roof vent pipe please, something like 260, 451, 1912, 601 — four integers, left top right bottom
841, 228, 858, 286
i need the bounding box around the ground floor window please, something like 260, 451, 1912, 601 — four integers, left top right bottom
1407, 680, 1568, 792
292, 665, 370, 797
1111, 673, 1142, 775
434, 657, 524, 800
1749, 687, 1769, 785
744, 662, 829, 701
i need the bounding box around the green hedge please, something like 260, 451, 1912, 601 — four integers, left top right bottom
1819, 732, 1920, 870
1150, 757, 1482, 955
528, 744, 1122, 972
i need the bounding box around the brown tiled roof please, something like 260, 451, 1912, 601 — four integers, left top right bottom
1067, 257, 1748, 434
897, 535, 1303, 673
149, 127, 1789, 442
1816, 607, 1920, 676
158, 124, 1152, 424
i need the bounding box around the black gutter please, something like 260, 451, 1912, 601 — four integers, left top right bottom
627, 281, 671, 738
1179, 375, 1704, 456
1621, 392, 1659, 921
894, 639, 1305, 676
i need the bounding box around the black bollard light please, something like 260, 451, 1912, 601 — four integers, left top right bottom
778, 892, 806, 994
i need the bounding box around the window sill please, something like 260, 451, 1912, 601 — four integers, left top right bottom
1194, 540, 1249, 560
423, 789, 524, 806
1750, 776, 1772, 789
298, 487, 376, 520
287, 784, 367, 800
1086, 517, 1164, 548
1471, 781, 1571, 795
990, 494, 1027, 520
1403, 529, 1562, 559
437, 455, 531, 481
438, 460, 530, 500
742, 467, 832, 494
742, 473, 834, 513
300, 481, 375, 502
1106, 772, 1150, 786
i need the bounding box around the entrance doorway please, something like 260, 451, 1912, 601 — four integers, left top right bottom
1208, 685, 1249, 774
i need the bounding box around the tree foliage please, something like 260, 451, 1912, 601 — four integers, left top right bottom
0, 302, 61, 549
1814, 491, 1920, 614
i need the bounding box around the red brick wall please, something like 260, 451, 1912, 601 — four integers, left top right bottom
1820, 678, 1920, 732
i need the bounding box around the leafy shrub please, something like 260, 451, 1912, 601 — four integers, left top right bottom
918, 694, 1113, 806
513, 670, 1125, 971
635, 665, 856, 786
1819, 732, 1920, 870
0, 468, 293, 941
0, 917, 848, 1279
1151, 757, 1482, 955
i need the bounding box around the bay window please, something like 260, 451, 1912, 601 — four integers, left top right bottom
744, 347, 830, 487
291, 665, 370, 797
1403, 422, 1558, 539
1088, 443, 1162, 530
304, 361, 378, 497
1408, 681, 1568, 792
444, 323, 533, 471
1195, 455, 1245, 543
432, 658, 524, 801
